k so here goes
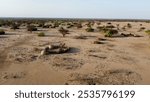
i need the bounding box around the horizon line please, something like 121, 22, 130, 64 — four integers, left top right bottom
0, 17, 150, 21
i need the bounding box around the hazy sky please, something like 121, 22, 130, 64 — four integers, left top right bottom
0, 0, 150, 19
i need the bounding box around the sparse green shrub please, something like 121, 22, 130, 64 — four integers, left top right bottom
38, 32, 45, 37
145, 30, 150, 34
145, 30, 150, 33
85, 27, 94, 32
145, 30, 150, 38
27, 25, 37, 32
58, 27, 69, 37
0, 29, 5, 35
105, 29, 118, 37
145, 30, 150, 35
105, 31, 113, 37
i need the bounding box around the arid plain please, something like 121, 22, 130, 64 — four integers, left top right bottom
0, 19, 150, 85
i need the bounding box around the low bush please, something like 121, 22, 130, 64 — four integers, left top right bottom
97, 26, 109, 33
107, 22, 112, 25
27, 25, 37, 32
105, 29, 118, 37
37, 23, 44, 27
140, 27, 146, 30
145, 30, 150, 35
67, 25, 74, 28
76, 23, 82, 28
51, 22, 60, 28
86, 22, 92, 27
43, 25, 50, 28
11, 23, 19, 30
58, 27, 69, 37
0, 29, 5, 35
138, 27, 146, 32
37, 32, 45, 37
127, 23, 132, 28
97, 22, 101, 25
85, 27, 94, 32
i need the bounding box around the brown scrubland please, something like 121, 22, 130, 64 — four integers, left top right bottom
0, 19, 150, 85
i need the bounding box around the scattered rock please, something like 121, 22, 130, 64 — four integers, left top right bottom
121, 33, 142, 37
40, 43, 70, 55
40, 47, 50, 55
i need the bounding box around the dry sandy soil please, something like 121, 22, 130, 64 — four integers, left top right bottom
0, 21, 150, 85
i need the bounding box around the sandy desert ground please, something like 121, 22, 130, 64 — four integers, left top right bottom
0, 20, 150, 85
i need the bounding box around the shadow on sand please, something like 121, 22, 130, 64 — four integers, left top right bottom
67, 47, 80, 54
